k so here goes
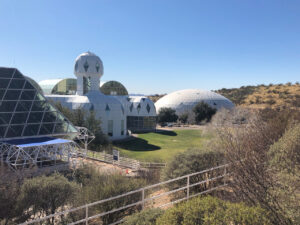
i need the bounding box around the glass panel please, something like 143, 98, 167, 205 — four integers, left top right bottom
24, 81, 35, 90
35, 93, 45, 101
3, 90, 21, 100
0, 79, 10, 88
0, 90, 5, 99
23, 124, 40, 136
0, 113, 12, 125
16, 101, 32, 112
0, 126, 7, 138
6, 125, 24, 138
67, 124, 78, 133
13, 70, 23, 78
44, 103, 56, 111
108, 120, 113, 136
8, 79, 25, 89
39, 123, 55, 135
0, 101, 17, 112
53, 123, 68, 134
27, 112, 43, 123
11, 112, 28, 124
43, 111, 57, 123
0, 68, 14, 78
20, 90, 36, 100
31, 101, 45, 111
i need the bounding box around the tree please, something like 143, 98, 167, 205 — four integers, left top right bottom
18, 173, 79, 224
178, 112, 188, 124
193, 101, 216, 124
86, 110, 110, 150
157, 107, 178, 125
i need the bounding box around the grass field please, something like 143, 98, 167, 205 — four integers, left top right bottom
114, 129, 212, 163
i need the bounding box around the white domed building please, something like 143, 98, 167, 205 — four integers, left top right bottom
155, 89, 234, 116
45, 52, 127, 140
41, 51, 157, 139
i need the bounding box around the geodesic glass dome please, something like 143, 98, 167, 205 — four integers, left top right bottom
100, 81, 128, 96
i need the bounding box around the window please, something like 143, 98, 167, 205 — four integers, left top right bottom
108, 120, 113, 136
121, 120, 124, 135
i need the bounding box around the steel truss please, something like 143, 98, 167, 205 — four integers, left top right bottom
0, 141, 79, 171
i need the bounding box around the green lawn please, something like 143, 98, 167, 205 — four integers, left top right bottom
114, 129, 212, 163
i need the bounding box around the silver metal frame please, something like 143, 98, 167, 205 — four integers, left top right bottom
0, 140, 79, 171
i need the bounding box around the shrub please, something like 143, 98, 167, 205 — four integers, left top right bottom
210, 107, 255, 126
268, 124, 300, 223
215, 109, 299, 225
72, 165, 146, 224
156, 196, 271, 225
17, 173, 79, 224
162, 149, 224, 181
157, 107, 178, 125
178, 112, 189, 124
162, 149, 224, 199
123, 208, 164, 225
193, 101, 216, 124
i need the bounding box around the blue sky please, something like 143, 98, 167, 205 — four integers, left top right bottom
0, 0, 299, 95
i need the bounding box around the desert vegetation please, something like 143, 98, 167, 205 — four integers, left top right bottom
216, 82, 300, 108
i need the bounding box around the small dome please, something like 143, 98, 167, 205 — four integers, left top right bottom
155, 89, 234, 115
100, 80, 129, 96
74, 51, 104, 78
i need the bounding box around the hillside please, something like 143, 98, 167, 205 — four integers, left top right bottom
216, 83, 300, 109
147, 94, 166, 103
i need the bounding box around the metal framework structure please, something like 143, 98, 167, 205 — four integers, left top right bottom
74, 126, 95, 152
0, 67, 80, 171
20, 164, 229, 225
0, 139, 79, 171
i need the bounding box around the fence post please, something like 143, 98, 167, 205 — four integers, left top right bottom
85, 205, 89, 225
142, 188, 145, 209
224, 166, 227, 186
187, 175, 190, 199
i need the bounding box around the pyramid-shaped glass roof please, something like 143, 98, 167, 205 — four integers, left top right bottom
0, 67, 78, 140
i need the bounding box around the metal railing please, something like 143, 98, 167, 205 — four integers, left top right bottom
20, 163, 229, 225
84, 150, 141, 170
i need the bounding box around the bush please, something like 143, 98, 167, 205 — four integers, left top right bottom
268, 124, 300, 223
123, 208, 164, 225
71, 165, 146, 224
162, 149, 224, 181
193, 102, 216, 124
157, 107, 178, 125
17, 173, 79, 224
214, 108, 299, 225
210, 107, 255, 126
162, 149, 224, 199
156, 196, 271, 225
178, 112, 189, 124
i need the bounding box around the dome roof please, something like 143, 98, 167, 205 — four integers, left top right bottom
74, 51, 104, 78
100, 80, 129, 96
155, 89, 234, 115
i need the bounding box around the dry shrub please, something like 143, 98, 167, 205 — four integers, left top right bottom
214, 108, 299, 225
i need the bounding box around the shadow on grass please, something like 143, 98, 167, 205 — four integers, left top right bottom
114, 136, 161, 151
155, 129, 177, 136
